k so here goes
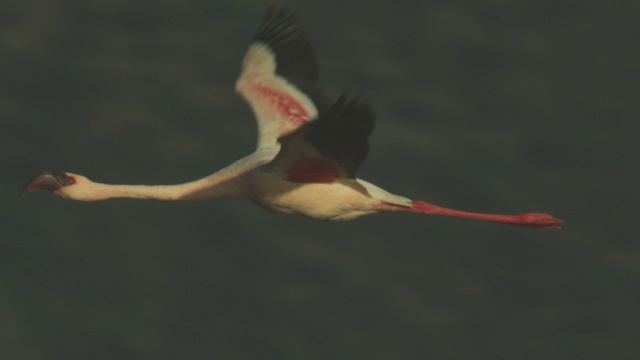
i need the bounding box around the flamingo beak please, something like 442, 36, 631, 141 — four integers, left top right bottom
23, 171, 70, 194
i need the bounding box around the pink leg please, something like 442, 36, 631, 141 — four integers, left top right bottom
376, 200, 563, 229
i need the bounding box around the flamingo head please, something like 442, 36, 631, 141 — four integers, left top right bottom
23, 171, 93, 200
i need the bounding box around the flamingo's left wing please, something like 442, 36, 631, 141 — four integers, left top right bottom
236, 6, 329, 150
267, 94, 375, 187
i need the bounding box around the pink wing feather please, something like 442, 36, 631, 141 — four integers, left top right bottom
239, 8, 376, 189
236, 6, 328, 150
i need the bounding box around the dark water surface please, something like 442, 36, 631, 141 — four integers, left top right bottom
2, 1, 638, 359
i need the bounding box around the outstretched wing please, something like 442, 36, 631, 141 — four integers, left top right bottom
236, 5, 330, 150
268, 94, 375, 186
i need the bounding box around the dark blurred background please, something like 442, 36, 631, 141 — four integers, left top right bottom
2, 0, 638, 359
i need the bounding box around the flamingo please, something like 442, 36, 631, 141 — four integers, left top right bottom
24, 6, 562, 229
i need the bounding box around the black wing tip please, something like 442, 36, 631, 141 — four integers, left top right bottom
336, 92, 373, 110
333, 93, 376, 137
254, 5, 305, 47
253, 4, 319, 82
302, 94, 376, 177
262, 3, 290, 23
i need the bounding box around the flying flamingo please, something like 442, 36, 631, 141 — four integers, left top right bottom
24, 6, 562, 229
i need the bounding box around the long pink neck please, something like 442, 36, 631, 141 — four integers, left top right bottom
81, 177, 241, 201
87, 184, 184, 200
80, 164, 250, 201
404, 200, 563, 229
73, 153, 271, 201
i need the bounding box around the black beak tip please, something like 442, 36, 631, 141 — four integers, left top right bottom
23, 171, 69, 195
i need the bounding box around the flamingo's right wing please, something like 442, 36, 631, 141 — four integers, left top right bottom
236, 6, 329, 150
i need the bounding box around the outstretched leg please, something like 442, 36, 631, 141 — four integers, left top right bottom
376, 200, 563, 229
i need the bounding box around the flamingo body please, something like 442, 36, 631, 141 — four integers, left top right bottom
24, 6, 562, 229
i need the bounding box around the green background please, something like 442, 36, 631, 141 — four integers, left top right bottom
2, 0, 638, 359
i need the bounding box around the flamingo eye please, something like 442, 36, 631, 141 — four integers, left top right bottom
68, 177, 76, 185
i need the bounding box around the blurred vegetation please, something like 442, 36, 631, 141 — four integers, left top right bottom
1, 0, 638, 359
